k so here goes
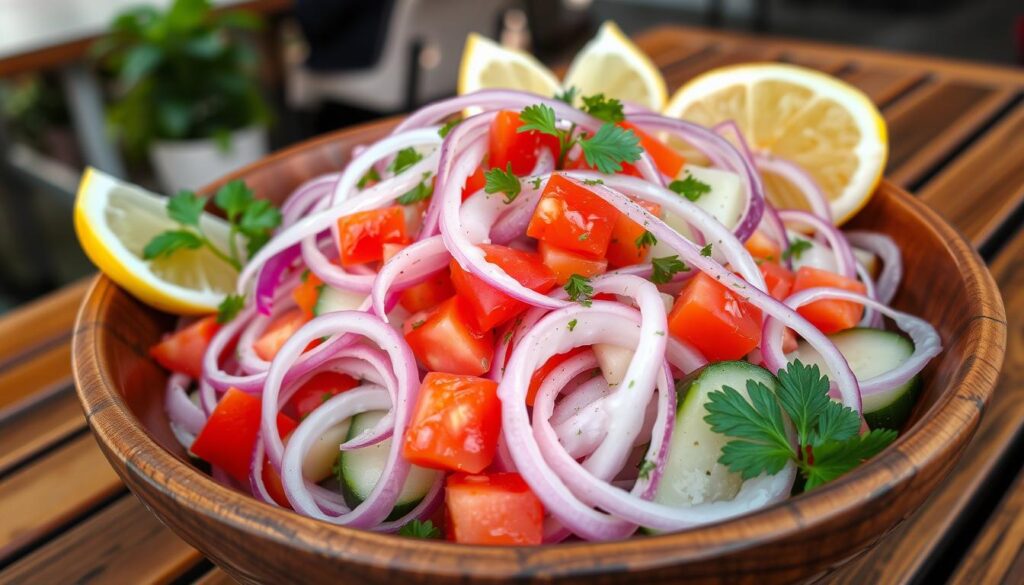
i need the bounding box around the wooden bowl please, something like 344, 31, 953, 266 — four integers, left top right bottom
73, 119, 1006, 584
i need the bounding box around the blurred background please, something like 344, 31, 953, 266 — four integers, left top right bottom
0, 0, 1020, 313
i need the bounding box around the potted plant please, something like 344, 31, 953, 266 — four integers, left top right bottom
95, 0, 271, 193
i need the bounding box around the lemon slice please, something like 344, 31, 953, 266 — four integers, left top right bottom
563, 21, 667, 111
74, 167, 236, 314
458, 33, 561, 98
664, 63, 887, 224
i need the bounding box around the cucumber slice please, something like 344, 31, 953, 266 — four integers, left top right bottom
340, 411, 438, 518
648, 164, 742, 259
313, 285, 365, 316
654, 361, 778, 508
302, 421, 351, 483
788, 328, 919, 430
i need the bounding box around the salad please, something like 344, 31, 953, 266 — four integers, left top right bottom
140, 86, 942, 545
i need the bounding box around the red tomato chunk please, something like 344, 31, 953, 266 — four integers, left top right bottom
149, 315, 220, 379
489, 111, 560, 176
791, 267, 866, 334
191, 388, 297, 483
606, 198, 662, 268
336, 206, 408, 266
403, 373, 502, 474
450, 244, 556, 331
254, 308, 309, 362
537, 241, 608, 284
526, 174, 619, 258
445, 472, 544, 545
668, 272, 762, 362
287, 371, 359, 419
404, 296, 494, 376
619, 121, 686, 177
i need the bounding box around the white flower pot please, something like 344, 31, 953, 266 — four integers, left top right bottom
149, 127, 268, 194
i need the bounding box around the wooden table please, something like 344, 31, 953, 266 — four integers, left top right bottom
0, 24, 1022, 584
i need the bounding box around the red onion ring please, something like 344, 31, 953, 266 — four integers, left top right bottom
753, 153, 833, 223
778, 209, 857, 278
165, 373, 205, 436
846, 231, 902, 304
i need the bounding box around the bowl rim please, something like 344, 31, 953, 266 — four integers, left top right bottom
72, 122, 1007, 579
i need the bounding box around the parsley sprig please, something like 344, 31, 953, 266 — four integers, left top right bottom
650, 255, 688, 284
517, 101, 641, 173
704, 361, 897, 491
398, 519, 441, 539
484, 162, 522, 203
564, 274, 594, 306
669, 173, 711, 201
143, 180, 281, 272
782, 238, 813, 262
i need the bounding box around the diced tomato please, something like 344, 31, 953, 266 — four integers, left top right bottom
404, 296, 494, 375
400, 270, 456, 313
254, 308, 309, 361
450, 245, 556, 331
782, 329, 799, 354
463, 164, 487, 200
292, 272, 323, 319
287, 371, 360, 419
191, 388, 298, 483
745, 230, 782, 262
537, 241, 608, 284
336, 206, 408, 266
790, 267, 866, 334
619, 121, 686, 177
445, 472, 544, 545
668, 272, 762, 362
150, 315, 220, 379
262, 459, 290, 508
526, 174, 619, 258
758, 261, 795, 301
527, 347, 588, 405
489, 111, 560, 176
606, 198, 662, 268
403, 372, 501, 473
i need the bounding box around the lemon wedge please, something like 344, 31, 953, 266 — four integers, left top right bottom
563, 21, 667, 111
74, 167, 236, 314
457, 33, 561, 98
664, 63, 887, 224
458, 22, 667, 111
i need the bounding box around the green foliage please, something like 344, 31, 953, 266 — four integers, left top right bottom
95, 0, 270, 156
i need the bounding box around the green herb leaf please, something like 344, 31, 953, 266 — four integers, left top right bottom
582, 178, 604, 186
398, 519, 441, 539
331, 452, 344, 485
217, 293, 246, 324
650, 255, 688, 284
803, 429, 897, 490
704, 381, 796, 480
554, 86, 579, 105
774, 360, 831, 442
564, 274, 594, 307
635, 230, 657, 248
637, 459, 656, 480
484, 162, 522, 204
213, 180, 254, 222
389, 147, 423, 174
357, 167, 381, 189
579, 123, 643, 174
238, 198, 282, 256
581, 93, 625, 123
396, 178, 434, 205
668, 173, 712, 202
143, 230, 203, 260
567, 318, 578, 331
517, 104, 559, 138
700, 243, 713, 257
438, 117, 463, 138
782, 238, 813, 262
529, 177, 544, 190
167, 190, 207, 226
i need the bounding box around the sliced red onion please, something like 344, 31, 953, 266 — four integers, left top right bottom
561, 176, 861, 412
778, 209, 857, 278
330, 128, 443, 206
371, 235, 450, 320
846, 231, 902, 305
855, 261, 884, 329
253, 244, 303, 315
301, 233, 376, 294
763, 288, 941, 397
165, 373, 206, 436
627, 114, 765, 243
753, 152, 833, 223
281, 174, 339, 228
762, 202, 792, 268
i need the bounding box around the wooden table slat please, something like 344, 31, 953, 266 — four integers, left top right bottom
0, 433, 122, 561
919, 103, 1024, 247
0, 496, 202, 585
950, 465, 1024, 584
0, 342, 74, 415
0, 387, 85, 476
838, 66, 930, 109
194, 568, 238, 585
0, 278, 89, 369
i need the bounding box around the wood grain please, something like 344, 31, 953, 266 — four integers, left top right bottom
194, 568, 239, 585
838, 67, 929, 109
0, 433, 121, 561
0, 387, 84, 475
0, 277, 89, 370
825, 193, 1024, 585
883, 82, 1016, 187
0, 495, 201, 585
919, 103, 1024, 247
71, 109, 1005, 583
950, 470, 1024, 583
0, 342, 73, 415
